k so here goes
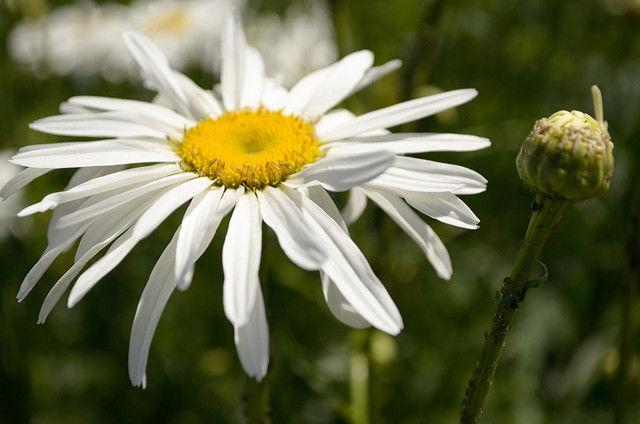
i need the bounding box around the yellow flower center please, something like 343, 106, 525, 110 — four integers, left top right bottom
177, 109, 321, 189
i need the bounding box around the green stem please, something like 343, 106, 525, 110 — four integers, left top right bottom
244, 377, 271, 424
460, 196, 568, 424
350, 329, 370, 424
615, 173, 640, 424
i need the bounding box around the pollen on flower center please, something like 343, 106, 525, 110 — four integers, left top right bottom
176, 109, 321, 189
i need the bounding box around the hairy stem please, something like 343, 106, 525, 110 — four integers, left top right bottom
460, 196, 568, 424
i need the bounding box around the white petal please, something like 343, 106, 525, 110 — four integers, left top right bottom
67, 177, 211, 306
38, 193, 158, 323
17, 224, 89, 302
239, 47, 265, 109
257, 187, 324, 270
295, 191, 403, 334
297, 51, 373, 119
174, 188, 224, 285
19, 164, 180, 216
317, 89, 478, 141
30, 112, 167, 139
10, 140, 179, 169
343, 187, 368, 225
303, 186, 370, 328
65, 96, 194, 131
221, 13, 248, 111
0, 167, 50, 200
260, 79, 289, 110
285, 150, 395, 192
363, 187, 452, 279
351, 59, 402, 94
389, 156, 487, 194
75, 190, 163, 261
283, 63, 332, 116
176, 187, 243, 291
234, 287, 269, 381
222, 192, 262, 327
55, 172, 195, 230
129, 177, 212, 240
129, 230, 180, 387
47, 166, 124, 245
327, 133, 492, 154
401, 190, 480, 230
321, 273, 370, 328
172, 72, 224, 118
123, 31, 192, 118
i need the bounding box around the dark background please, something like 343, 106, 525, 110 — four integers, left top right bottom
1, 0, 639, 422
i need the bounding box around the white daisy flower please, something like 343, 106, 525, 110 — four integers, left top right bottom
9, 0, 241, 81
247, 1, 338, 87
3, 14, 489, 385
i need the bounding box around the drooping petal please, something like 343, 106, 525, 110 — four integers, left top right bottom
363, 187, 452, 280
316, 89, 478, 141
17, 223, 90, 302
293, 190, 403, 335
257, 187, 324, 270
0, 167, 51, 200
342, 187, 368, 226
38, 191, 160, 323
55, 173, 195, 230
285, 150, 394, 192
234, 287, 269, 381
176, 187, 243, 291
174, 188, 224, 284
129, 230, 180, 388
47, 167, 122, 245
321, 273, 370, 328
400, 190, 480, 230
67, 177, 212, 307
222, 192, 262, 327
303, 186, 370, 328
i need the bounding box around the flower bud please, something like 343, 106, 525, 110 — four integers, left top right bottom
516, 86, 614, 202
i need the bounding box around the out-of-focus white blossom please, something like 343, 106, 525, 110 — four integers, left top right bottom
247, 1, 338, 87
9, 0, 242, 82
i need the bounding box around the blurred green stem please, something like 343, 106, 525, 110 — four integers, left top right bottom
460, 195, 568, 424
244, 377, 270, 424
350, 329, 370, 424
615, 175, 640, 424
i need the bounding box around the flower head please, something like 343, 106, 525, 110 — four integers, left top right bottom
517, 86, 614, 202
3, 14, 489, 384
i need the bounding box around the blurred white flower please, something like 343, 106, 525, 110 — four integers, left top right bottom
9, 0, 242, 81
246, 1, 338, 87
0, 150, 28, 241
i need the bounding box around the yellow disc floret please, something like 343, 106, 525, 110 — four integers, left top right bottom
177, 109, 321, 189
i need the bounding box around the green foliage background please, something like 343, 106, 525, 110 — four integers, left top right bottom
1, 0, 639, 422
